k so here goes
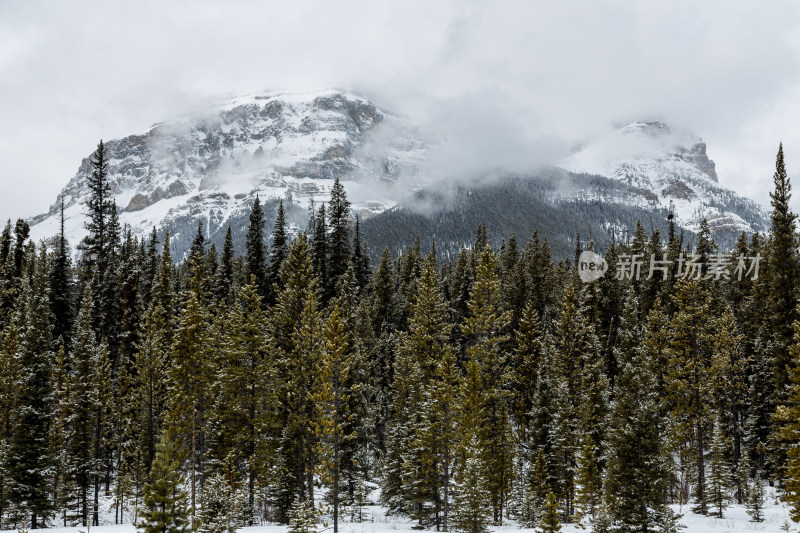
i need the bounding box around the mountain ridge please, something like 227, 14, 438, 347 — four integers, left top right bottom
27, 90, 768, 259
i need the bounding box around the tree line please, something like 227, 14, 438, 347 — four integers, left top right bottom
2, 141, 800, 533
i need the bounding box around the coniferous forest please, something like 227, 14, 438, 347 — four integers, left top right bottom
4, 141, 800, 533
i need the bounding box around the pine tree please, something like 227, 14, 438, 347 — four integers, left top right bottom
288, 494, 318, 533
665, 279, 712, 514
538, 492, 562, 533
708, 307, 748, 504
138, 434, 190, 533
312, 306, 355, 533
246, 196, 268, 300
746, 469, 765, 522
197, 472, 243, 533
50, 200, 73, 349
271, 236, 322, 517
81, 140, 113, 271
450, 435, 491, 533
706, 417, 732, 518
135, 298, 171, 472
604, 294, 670, 531
548, 282, 606, 520
511, 301, 542, 427
68, 287, 101, 526
7, 245, 54, 529
351, 216, 370, 294
387, 258, 457, 529
312, 204, 329, 301
768, 144, 800, 398
167, 287, 212, 529
461, 246, 514, 524
0, 317, 20, 527
214, 227, 235, 304
212, 279, 273, 522
267, 200, 289, 304
522, 449, 550, 528
776, 317, 800, 520
92, 344, 114, 525
573, 435, 600, 526
328, 178, 352, 295
189, 221, 206, 262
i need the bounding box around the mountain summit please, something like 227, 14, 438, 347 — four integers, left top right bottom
28, 92, 766, 258
558, 121, 764, 235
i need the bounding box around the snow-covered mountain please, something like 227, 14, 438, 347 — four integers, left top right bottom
557, 121, 767, 235
29, 89, 428, 256
28, 92, 767, 258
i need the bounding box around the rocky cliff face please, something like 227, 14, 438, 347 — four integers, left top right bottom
28, 92, 767, 258
29, 89, 427, 256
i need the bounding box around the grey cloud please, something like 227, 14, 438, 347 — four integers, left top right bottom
2, 0, 800, 222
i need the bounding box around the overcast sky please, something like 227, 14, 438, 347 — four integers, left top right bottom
2, 0, 800, 222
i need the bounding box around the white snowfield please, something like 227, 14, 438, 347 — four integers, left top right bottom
3, 487, 796, 533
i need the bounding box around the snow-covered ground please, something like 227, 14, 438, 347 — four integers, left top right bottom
4, 487, 796, 533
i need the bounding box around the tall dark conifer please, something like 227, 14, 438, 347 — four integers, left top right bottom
267, 200, 289, 304
352, 216, 370, 294
214, 227, 235, 303
327, 179, 351, 295
49, 201, 73, 349
312, 203, 329, 298
7, 245, 54, 528
81, 140, 113, 271
246, 197, 268, 300
768, 143, 799, 397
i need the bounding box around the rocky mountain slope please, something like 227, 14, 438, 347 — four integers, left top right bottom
29, 89, 427, 256
558, 121, 767, 236
28, 91, 767, 259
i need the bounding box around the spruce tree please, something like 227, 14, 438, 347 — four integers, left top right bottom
68, 287, 101, 526
81, 140, 113, 272
665, 279, 712, 514
135, 297, 170, 471
776, 317, 800, 520
312, 306, 355, 533
351, 216, 370, 294
709, 307, 748, 503
246, 196, 268, 300
6, 246, 53, 529
49, 200, 73, 349
768, 143, 800, 398
511, 302, 543, 427
461, 245, 514, 524
212, 278, 273, 522
328, 178, 352, 295
604, 294, 670, 531
573, 434, 600, 525
138, 434, 190, 533
167, 286, 212, 529
267, 200, 289, 304
197, 472, 243, 533
271, 235, 322, 515
746, 469, 765, 522
706, 417, 731, 518
214, 227, 235, 303
538, 492, 562, 533
288, 494, 318, 533
0, 317, 20, 527
450, 435, 491, 533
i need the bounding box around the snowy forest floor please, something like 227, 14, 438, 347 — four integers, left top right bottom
2, 487, 797, 533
